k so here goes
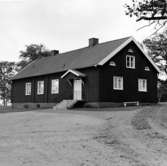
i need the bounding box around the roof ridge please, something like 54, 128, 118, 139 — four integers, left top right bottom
54, 36, 132, 56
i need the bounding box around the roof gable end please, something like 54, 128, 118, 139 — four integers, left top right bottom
97, 37, 160, 73
61, 69, 86, 78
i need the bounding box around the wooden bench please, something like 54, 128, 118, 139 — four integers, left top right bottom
123, 101, 139, 107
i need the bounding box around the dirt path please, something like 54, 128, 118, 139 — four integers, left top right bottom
95, 106, 167, 166
0, 106, 167, 166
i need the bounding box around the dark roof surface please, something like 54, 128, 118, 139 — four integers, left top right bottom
12, 36, 130, 80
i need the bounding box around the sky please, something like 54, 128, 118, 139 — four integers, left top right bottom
0, 0, 156, 62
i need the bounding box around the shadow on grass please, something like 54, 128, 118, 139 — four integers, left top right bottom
0, 103, 163, 114
69, 105, 156, 112
0, 106, 48, 114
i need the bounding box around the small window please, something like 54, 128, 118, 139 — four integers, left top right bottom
37, 81, 44, 95
25, 82, 31, 96
128, 48, 134, 53
138, 79, 147, 92
51, 79, 59, 94
145, 66, 150, 71
126, 55, 135, 69
109, 61, 116, 66
113, 76, 123, 90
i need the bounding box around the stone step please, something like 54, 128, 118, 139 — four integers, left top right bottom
53, 100, 78, 110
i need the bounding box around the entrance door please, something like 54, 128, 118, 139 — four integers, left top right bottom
73, 79, 82, 100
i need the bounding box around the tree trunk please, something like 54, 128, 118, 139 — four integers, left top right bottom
3, 98, 6, 107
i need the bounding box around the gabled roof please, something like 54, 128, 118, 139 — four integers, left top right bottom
12, 36, 160, 80
61, 69, 86, 78
98, 37, 160, 73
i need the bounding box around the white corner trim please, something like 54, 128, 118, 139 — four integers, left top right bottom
61, 69, 79, 78
98, 36, 160, 73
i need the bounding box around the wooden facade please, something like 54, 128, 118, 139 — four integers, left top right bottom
98, 42, 158, 103
12, 67, 99, 104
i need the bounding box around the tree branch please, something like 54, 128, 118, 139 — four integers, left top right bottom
137, 16, 167, 21
137, 21, 155, 31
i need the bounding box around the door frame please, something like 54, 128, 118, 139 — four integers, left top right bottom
73, 79, 82, 100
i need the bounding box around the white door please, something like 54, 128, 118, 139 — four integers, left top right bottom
73, 79, 82, 100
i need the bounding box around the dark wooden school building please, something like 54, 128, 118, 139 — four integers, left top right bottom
11, 36, 160, 108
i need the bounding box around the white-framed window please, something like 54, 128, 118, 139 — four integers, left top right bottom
113, 76, 123, 90
37, 81, 44, 95
144, 66, 150, 71
126, 55, 135, 69
25, 82, 31, 96
109, 61, 116, 66
51, 79, 59, 94
128, 48, 134, 53
138, 79, 147, 92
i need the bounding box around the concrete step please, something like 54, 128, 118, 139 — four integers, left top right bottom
53, 100, 78, 110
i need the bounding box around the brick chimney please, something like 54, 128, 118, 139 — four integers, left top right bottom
89, 38, 99, 47
51, 50, 59, 56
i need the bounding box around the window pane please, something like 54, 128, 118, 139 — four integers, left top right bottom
25, 82, 31, 96
126, 55, 135, 69
132, 56, 135, 68
138, 79, 147, 92
113, 76, 123, 90
118, 78, 121, 88
37, 81, 44, 95
126, 56, 130, 67
51, 79, 59, 94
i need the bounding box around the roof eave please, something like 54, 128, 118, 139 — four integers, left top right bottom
11, 58, 41, 80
